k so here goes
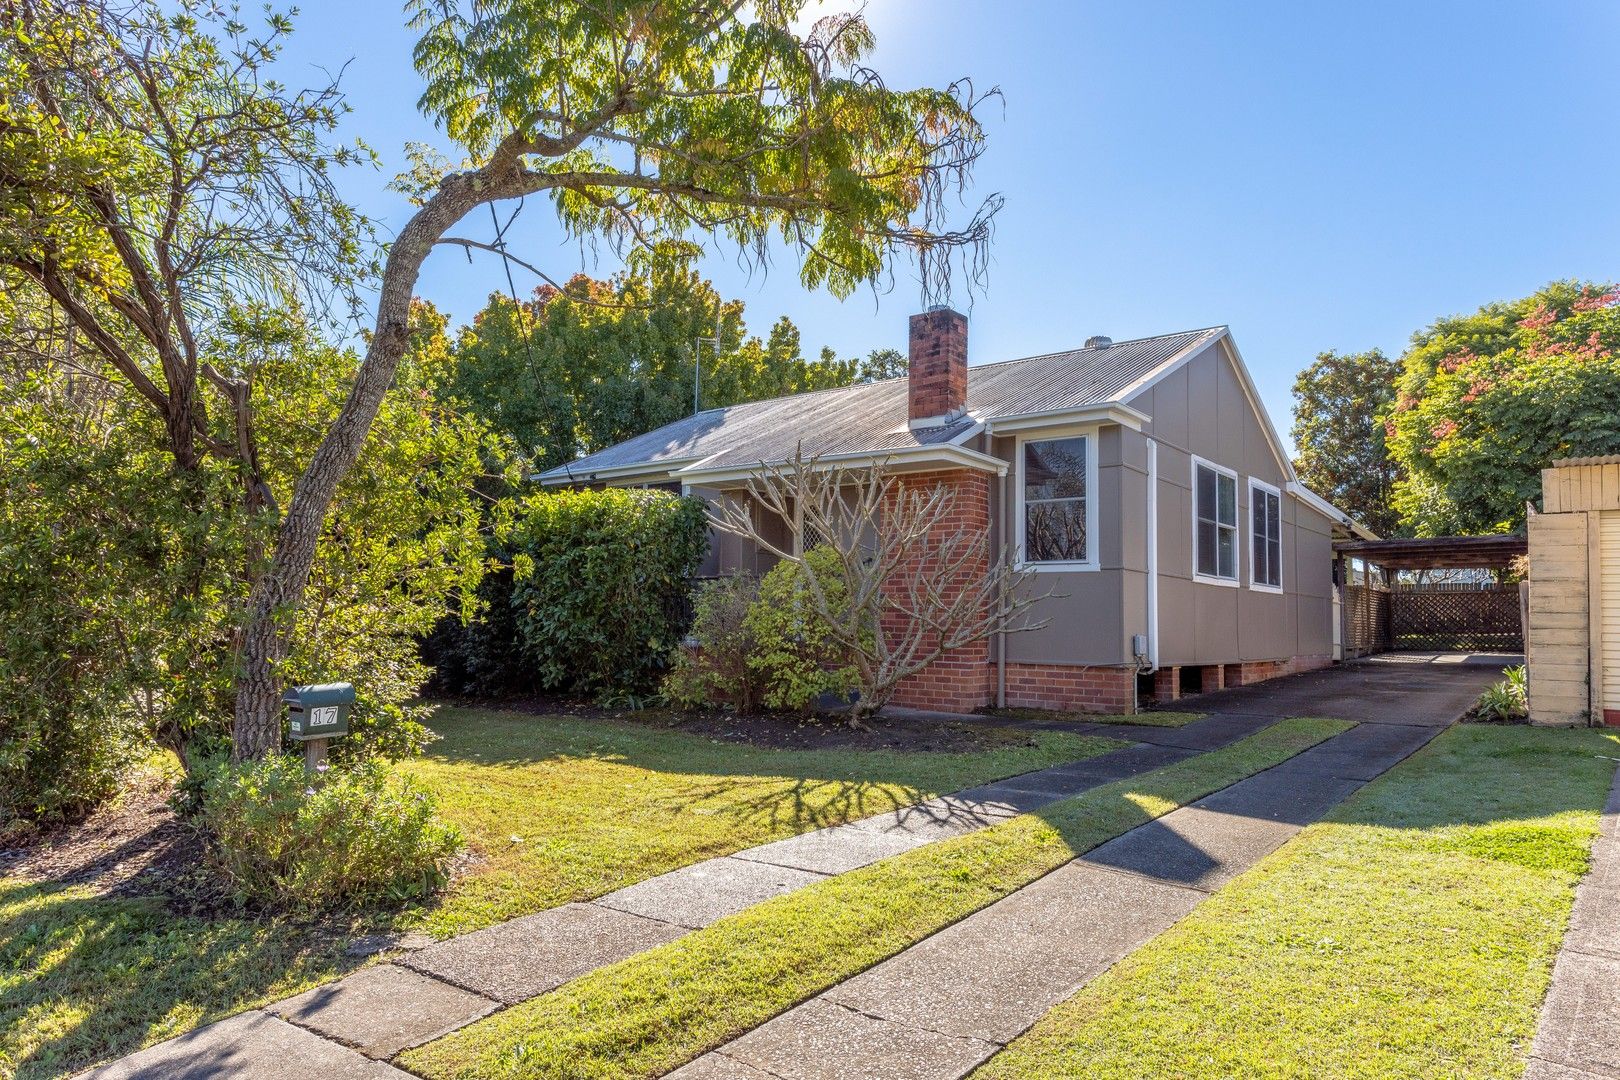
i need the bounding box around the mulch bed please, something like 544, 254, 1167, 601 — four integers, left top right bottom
0, 768, 206, 901
452, 693, 1034, 753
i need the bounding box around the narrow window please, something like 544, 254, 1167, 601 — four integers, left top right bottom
1022, 436, 1089, 563
1251, 481, 1282, 590
1194, 460, 1237, 581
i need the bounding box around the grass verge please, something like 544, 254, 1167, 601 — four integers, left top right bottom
0, 879, 351, 1080
401, 707, 1121, 936
970, 725, 1620, 1080
401, 717, 1350, 1080
1, 710, 1117, 1078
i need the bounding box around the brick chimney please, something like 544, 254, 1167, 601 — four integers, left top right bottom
908, 306, 968, 429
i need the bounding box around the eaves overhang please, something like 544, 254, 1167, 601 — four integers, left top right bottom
982, 401, 1151, 435
672, 441, 1009, 487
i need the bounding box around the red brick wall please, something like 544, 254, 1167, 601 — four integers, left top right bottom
883, 468, 996, 711
1003, 663, 1138, 713
1144, 654, 1335, 702
907, 309, 968, 422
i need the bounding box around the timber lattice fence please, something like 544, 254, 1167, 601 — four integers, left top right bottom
1389, 584, 1523, 651
1345, 582, 1524, 655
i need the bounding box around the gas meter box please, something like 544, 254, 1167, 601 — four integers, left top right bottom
284, 682, 355, 741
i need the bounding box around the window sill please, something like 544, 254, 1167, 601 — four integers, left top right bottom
1017, 560, 1100, 573
1249, 582, 1284, 595
1192, 572, 1241, 588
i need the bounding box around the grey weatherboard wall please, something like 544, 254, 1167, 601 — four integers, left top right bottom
996, 337, 1335, 668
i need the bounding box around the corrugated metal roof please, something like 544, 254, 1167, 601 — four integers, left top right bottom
535, 326, 1224, 482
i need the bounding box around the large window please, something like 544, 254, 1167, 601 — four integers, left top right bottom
1193, 458, 1238, 583
1021, 435, 1090, 565
1251, 479, 1283, 591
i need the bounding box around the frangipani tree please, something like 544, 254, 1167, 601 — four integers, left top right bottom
710, 450, 1048, 724
4, 0, 1002, 757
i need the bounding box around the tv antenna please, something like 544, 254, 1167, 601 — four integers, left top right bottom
693, 317, 721, 414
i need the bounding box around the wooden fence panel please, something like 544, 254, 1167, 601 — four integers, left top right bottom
1344, 584, 1390, 657
1389, 585, 1523, 651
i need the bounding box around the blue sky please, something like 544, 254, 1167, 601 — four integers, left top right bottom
275, 1, 1620, 443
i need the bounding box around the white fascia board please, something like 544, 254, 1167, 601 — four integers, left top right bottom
984, 401, 1150, 436
1109, 326, 1228, 404
1219, 334, 1299, 484
673, 442, 1008, 486
531, 458, 699, 487
1115, 328, 1299, 485
1288, 481, 1380, 541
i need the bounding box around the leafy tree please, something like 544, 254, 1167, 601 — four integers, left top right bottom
857, 347, 908, 382
1289, 349, 1404, 537
5, 0, 999, 756
1386, 281, 1620, 535
0, 300, 503, 793
447, 270, 863, 471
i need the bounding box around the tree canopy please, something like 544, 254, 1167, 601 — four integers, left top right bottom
445, 269, 896, 470
1290, 349, 1404, 538
3, 0, 1001, 755
1386, 281, 1620, 535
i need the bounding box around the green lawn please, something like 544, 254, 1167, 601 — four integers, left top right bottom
401, 718, 1348, 1080
971, 725, 1620, 1080
399, 707, 1122, 936
0, 708, 1117, 1079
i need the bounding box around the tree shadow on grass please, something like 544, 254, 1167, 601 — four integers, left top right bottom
0, 878, 356, 1080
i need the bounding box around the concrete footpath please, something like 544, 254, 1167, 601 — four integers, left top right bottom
80, 716, 1273, 1079
667, 720, 1439, 1080
1525, 764, 1620, 1080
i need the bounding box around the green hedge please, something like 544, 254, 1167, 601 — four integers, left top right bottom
511, 488, 708, 695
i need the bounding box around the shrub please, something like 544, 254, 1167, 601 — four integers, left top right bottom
662, 573, 763, 711
743, 547, 859, 712
1474, 665, 1529, 722
511, 488, 709, 695
196, 757, 463, 912
421, 560, 529, 697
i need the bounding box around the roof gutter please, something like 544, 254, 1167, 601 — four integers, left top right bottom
532, 458, 703, 488
983, 401, 1151, 435
673, 441, 1008, 486
1288, 481, 1379, 541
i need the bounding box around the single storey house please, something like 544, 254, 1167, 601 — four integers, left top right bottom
537, 308, 1371, 713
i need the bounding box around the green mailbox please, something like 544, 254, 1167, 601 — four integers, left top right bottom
284, 682, 354, 742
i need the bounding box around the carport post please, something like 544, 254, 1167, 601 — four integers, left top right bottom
1335, 553, 1348, 661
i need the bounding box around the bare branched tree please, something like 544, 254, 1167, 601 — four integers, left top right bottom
711, 450, 1049, 724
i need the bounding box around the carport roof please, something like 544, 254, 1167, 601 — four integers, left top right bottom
1332, 534, 1527, 570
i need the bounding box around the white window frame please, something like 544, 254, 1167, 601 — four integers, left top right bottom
1190, 455, 1240, 587
1248, 477, 1284, 594
1014, 427, 1100, 572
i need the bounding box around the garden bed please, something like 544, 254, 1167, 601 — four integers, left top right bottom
484, 693, 1064, 752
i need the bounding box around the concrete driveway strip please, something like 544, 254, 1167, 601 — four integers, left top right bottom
400, 901, 688, 1003
1526, 764, 1620, 1079
669, 722, 1440, 1080
74, 1011, 414, 1080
